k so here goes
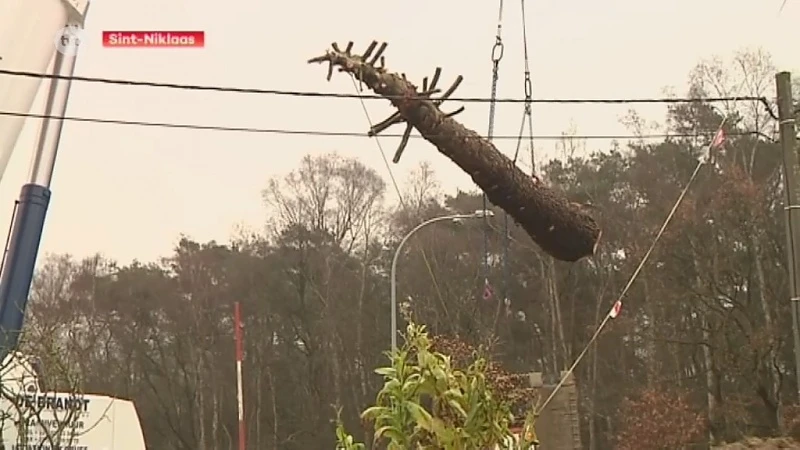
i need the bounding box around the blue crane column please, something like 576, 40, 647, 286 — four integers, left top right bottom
0, 49, 77, 360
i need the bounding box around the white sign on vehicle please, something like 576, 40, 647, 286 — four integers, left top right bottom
0, 391, 145, 449
0, 352, 146, 449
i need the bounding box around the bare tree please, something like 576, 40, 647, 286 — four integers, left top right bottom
263, 153, 386, 254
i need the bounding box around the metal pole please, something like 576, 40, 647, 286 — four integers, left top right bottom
234, 302, 245, 450
777, 71, 800, 398
390, 212, 489, 351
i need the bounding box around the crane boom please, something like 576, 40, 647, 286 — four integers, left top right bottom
0, 0, 88, 362
0, 0, 88, 184
0, 3, 149, 448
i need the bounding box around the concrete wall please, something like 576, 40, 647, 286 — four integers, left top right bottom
528, 372, 582, 450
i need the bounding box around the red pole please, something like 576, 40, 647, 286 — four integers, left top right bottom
234, 302, 245, 450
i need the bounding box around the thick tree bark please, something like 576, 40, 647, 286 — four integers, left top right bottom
309, 43, 602, 262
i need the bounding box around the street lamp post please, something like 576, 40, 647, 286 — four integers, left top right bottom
390, 209, 494, 351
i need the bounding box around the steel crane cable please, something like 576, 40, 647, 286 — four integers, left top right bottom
535, 117, 729, 415
481, 0, 505, 304
497, 0, 536, 329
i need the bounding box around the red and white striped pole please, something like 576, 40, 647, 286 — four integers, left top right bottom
234, 302, 246, 450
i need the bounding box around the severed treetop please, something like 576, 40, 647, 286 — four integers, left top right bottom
309, 41, 601, 262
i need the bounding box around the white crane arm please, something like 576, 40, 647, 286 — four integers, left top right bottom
0, 0, 89, 185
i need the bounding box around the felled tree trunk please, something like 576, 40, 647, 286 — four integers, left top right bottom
309, 43, 601, 261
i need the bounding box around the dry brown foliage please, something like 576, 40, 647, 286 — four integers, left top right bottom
616, 387, 706, 450
713, 437, 800, 449
783, 405, 800, 440
429, 335, 539, 424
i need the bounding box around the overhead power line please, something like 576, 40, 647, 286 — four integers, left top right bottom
0, 109, 773, 142
0, 69, 772, 106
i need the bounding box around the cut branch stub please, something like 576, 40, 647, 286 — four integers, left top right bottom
308, 41, 602, 262
369, 67, 461, 163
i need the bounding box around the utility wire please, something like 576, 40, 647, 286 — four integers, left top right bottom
349, 76, 403, 204
349, 75, 450, 340
0, 109, 773, 142
0, 69, 775, 107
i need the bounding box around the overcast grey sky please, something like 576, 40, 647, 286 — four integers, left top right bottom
1, 0, 797, 265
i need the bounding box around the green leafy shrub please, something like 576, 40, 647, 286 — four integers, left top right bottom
335, 323, 538, 450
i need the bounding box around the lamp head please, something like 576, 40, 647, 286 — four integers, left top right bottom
472, 209, 494, 218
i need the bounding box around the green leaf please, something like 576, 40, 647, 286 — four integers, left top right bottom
401, 374, 422, 397
431, 366, 447, 386
375, 367, 396, 377
447, 398, 468, 418
375, 425, 406, 444
383, 379, 403, 396
405, 401, 434, 432
464, 390, 481, 427
361, 406, 389, 420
